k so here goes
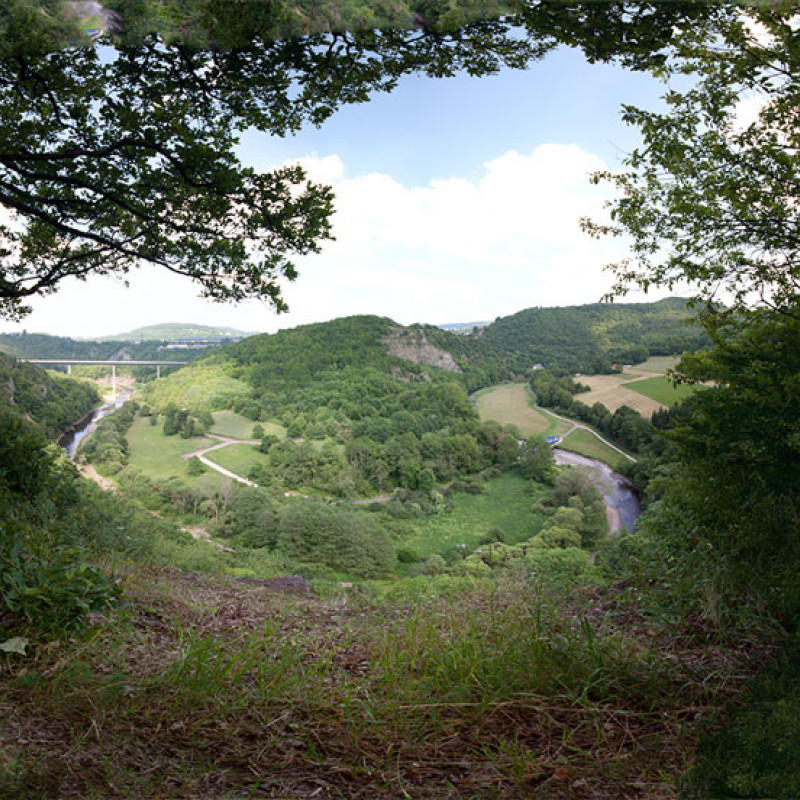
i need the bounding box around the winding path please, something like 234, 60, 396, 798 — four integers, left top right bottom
182, 434, 260, 486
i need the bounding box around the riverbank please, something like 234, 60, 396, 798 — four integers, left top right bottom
60, 385, 134, 458
553, 448, 641, 534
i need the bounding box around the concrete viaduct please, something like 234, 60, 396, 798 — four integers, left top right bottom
27, 360, 187, 392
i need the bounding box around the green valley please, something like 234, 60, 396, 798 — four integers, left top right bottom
3, 3, 800, 793
0, 300, 788, 798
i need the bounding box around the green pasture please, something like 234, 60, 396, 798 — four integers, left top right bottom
559, 428, 631, 471
126, 416, 225, 491
398, 473, 547, 559
474, 383, 570, 437
625, 375, 694, 407
210, 410, 285, 440
205, 442, 269, 477
628, 355, 680, 374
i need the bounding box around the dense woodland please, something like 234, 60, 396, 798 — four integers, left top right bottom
0, 352, 98, 438
480, 296, 710, 374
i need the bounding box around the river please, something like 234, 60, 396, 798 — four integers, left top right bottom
553, 449, 641, 533
60, 388, 133, 459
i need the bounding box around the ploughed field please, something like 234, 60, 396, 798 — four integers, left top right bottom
576, 357, 693, 417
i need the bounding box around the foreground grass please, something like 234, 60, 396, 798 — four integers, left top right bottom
559, 428, 632, 471
0, 567, 776, 799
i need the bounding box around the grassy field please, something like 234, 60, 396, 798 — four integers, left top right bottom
399, 473, 547, 559
559, 428, 632, 471
210, 410, 285, 440
577, 375, 665, 417
126, 416, 226, 492
205, 442, 270, 477
474, 383, 570, 437
625, 375, 695, 406
577, 356, 690, 417
628, 354, 680, 374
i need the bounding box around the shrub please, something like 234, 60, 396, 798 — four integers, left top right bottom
0, 536, 121, 632
186, 456, 205, 476
396, 547, 420, 564
522, 547, 599, 588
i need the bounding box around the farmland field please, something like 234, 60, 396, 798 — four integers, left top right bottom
577, 377, 665, 417
626, 355, 680, 375
625, 375, 694, 407
210, 410, 285, 440
474, 383, 571, 437
125, 416, 226, 492
576, 357, 687, 416
558, 428, 631, 472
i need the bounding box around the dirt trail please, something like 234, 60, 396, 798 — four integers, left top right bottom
182, 434, 260, 486
79, 463, 118, 492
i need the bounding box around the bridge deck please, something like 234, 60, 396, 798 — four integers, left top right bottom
27, 360, 187, 366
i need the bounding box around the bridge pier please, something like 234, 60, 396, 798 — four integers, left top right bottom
112, 364, 116, 394
157, 365, 161, 379
67, 364, 71, 375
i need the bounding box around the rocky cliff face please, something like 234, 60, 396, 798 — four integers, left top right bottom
385, 330, 462, 373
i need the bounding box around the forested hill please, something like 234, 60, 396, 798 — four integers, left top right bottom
0, 352, 99, 438
479, 297, 709, 374
0, 332, 213, 363
222, 315, 514, 392
141, 316, 515, 450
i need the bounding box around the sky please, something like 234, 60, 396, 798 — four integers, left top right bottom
0, 45, 676, 339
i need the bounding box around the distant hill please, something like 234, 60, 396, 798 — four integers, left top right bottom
0, 332, 202, 363
0, 323, 253, 363
99, 323, 255, 341
479, 297, 709, 374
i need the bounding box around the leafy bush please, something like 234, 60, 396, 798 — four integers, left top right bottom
396, 547, 420, 564
0, 412, 125, 632
186, 456, 205, 476
522, 547, 599, 588
277, 502, 396, 578
0, 535, 121, 632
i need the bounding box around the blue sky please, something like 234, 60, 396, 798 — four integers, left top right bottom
2, 45, 673, 338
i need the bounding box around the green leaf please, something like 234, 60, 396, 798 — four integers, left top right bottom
0, 636, 29, 655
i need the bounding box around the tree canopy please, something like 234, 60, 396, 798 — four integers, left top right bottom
586, 2, 800, 316
0, 1, 725, 320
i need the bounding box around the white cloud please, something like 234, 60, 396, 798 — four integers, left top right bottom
282, 143, 632, 325
0, 143, 642, 337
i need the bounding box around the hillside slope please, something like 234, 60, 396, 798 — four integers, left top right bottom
480, 297, 709, 374
223, 315, 513, 391
0, 352, 99, 438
